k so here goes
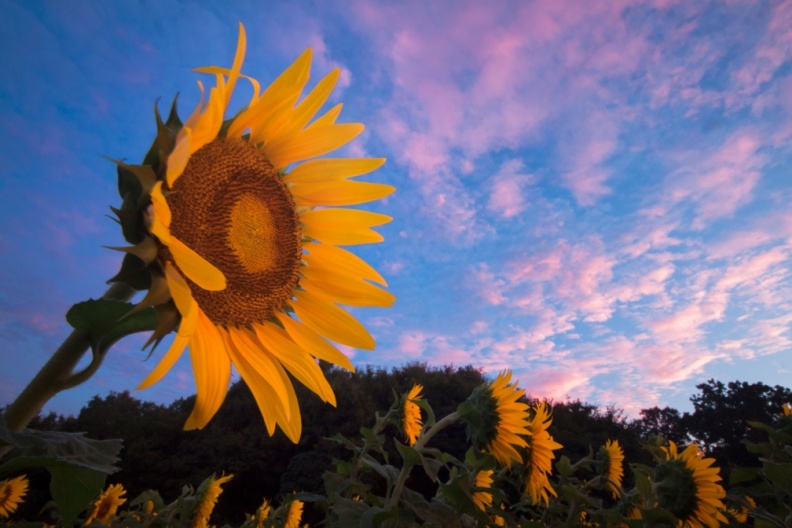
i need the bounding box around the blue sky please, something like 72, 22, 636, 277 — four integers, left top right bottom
1, 0, 790, 420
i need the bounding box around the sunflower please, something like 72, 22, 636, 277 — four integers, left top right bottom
600, 439, 624, 498
284, 499, 304, 528
84, 483, 127, 526
783, 403, 791, 416
255, 498, 271, 528
523, 402, 562, 506
472, 469, 494, 511
192, 473, 233, 528
112, 24, 394, 441
459, 371, 531, 468
0, 474, 28, 518
402, 384, 424, 446
656, 441, 727, 528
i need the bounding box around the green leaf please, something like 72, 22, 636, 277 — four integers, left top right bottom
49, 465, 106, 526
632, 466, 653, 501
0, 419, 122, 476
763, 461, 792, 493
394, 439, 422, 469
729, 466, 761, 485
66, 299, 157, 353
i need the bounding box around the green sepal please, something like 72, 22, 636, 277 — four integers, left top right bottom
66, 298, 157, 354
49, 465, 107, 526
116, 163, 143, 204
107, 253, 152, 291
143, 96, 182, 169
113, 191, 145, 244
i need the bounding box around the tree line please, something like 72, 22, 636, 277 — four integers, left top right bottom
10, 363, 791, 525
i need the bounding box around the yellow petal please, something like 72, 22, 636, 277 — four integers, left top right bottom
306, 103, 343, 129
276, 313, 355, 372
304, 241, 388, 286
150, 182, 171, 227
228, 49, 312, 139
184, 311, 231, 430
292, 180, 395, 206
226, 327, 292, 419
301, 209, 391, 246
222, 328, 282, 436
253, 322, 336, 406
264, 123, 365, 169
188, 83, 226, 155
290, 290, 375, 350
167, 235, 227, 291
166, 126, 192, 186
137, 264, 199, 390
223, 23, 247, 107
268, 68, 340, 143
284, 158, 386, 185
300, 266, 395, 307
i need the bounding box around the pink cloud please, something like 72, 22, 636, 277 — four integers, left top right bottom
487, 159, 532, 218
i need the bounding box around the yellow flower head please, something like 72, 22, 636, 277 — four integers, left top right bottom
113, 24, 394, 442
472, 469, 494, 511
523, 402, 562, 506
600, 439, 624, 498
460, 371, 531, 468
783, 403, 791, 416
402, 384, 424, 446
84, 483, 126, 526
0, 474, 28, 518
656, 441, 727, 528
255, 498, 271, 528
285, 499, 304, 528
192, 473, 233, 528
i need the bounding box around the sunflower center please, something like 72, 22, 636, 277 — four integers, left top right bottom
167, 137, 302, 327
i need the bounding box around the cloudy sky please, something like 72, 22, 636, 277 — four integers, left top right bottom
1, 0, 790, 420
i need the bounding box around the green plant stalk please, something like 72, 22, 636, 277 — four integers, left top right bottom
388, 411, 460, 508
2, 283, 135, 436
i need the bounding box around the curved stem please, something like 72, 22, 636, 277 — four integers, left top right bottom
388, 411, 460, 508
2, 283, 135, 435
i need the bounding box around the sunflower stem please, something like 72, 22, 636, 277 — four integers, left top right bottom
387, 411, 459, 508
1, 283, 136, 445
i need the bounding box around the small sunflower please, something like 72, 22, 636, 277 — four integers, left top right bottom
472, 469, 494, 511
459, 371, 531, 468
255, 498, 271, 528
192, 473, 233, 528
600, 439, 624, 498
656, 441, 727, 528
523, 402, 562, 506
783, 403, 791, 416
0, 474, 28, 518
111, 24, 394, 441
284, 499, 303, 528
402, 384, 424, 446
84, 483, 127, 526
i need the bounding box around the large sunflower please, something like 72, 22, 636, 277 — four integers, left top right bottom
112, 24, 394, 441
656, 441, 727, 528
523, 402, 562, 506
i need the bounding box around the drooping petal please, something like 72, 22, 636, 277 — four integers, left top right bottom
275, 313, 355, 372
184, 311, 232, 430
137, 264, 199, 390
167, 235, 227, 291
253, 322, 336, 406
290, 290, 375, 350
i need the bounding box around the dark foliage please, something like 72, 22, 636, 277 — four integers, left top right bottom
13, 371, 790, 525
